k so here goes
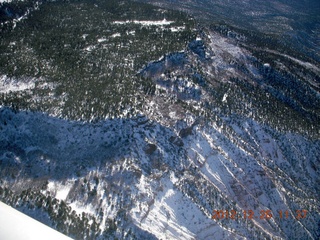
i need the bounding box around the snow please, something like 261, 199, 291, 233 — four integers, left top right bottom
264, 49, 320, 88
127, 30, 136, 36
0, 104, 317, 239
69, 202, 95, 216
81, 34, 88, 40
113, 19, 174, 26
0, 75, 35, 93
131, 174, 234, 240
0, 31, 319, 236
47, 181, 73, 201
170, 26, 185, 32
180, 120, 315, 238
97, 37, 107, 43
205, 30, 260, 81
84, 45, 96, 52
222, 93, 228, 102
111, 33, 121, 38
0, 201, 73, 240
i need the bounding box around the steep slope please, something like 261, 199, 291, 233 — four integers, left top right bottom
0, 0, 319, 239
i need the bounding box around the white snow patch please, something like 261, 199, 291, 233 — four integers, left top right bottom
169, 111, 179, 119
205, 31, 261, 80
111, 33, 121, 38
222, 93, 228, 103
113, 19, 174, 26
170, 26, 185, 32
84, 45, 96, 52
47, 181, 73, 201
82, 34, 89, 40
69, 202, 95, 215
127, 30, 135, 35
0, 75, 35, 93
97, 37, 107, 43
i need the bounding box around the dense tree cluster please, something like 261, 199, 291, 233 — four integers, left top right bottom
0, 0, 196, 121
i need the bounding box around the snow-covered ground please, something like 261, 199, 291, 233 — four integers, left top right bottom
131, 173, 238, 240
0, 75, 36, 93
0, 90, 319, 239
0, 8, 319, 238
113, 19, 174, 26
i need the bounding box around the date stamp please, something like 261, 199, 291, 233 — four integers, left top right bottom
212, 209, 308, 220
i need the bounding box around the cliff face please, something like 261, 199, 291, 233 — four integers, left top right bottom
0, 0, 319, 239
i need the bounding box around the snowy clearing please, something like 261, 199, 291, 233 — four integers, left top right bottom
0, 75, 35, 93
113, 19, 174, 26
